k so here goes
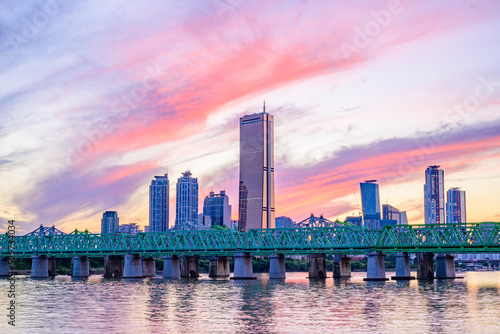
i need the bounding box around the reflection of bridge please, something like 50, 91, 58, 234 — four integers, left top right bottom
2, 223, 499, 281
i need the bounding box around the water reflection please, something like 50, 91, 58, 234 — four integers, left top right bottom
0, 272, 499, 333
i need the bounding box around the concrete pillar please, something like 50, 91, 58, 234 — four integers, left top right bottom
48, 257, 57, 277
180, 255, 200, 278
104, 255, 124, 278
269, 254, 286, 279
308, 253, 327, 279
209, 256, 230, 278
163, 256, 180, 279
436, 253, 456, 279
391, 252, 415, 280
417, 252, 434, 280
232, 253, 255, 280
142, 257, 156, 278
71, 256, 90, 277
123, 254, 143, 278
333, 254, 351, 278
31, 255, 49, 278
0, 258, 11, 277
364, 252, 388, 281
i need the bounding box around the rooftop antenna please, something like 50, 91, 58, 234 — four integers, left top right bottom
263, 100, 266, 113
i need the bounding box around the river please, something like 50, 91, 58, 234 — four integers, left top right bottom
1, 271, 499, 333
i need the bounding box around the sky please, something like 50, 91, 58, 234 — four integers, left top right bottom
1, 0, 500, 234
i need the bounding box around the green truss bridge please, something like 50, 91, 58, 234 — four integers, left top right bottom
2, 223, 500, 257
1, 223, 499, 280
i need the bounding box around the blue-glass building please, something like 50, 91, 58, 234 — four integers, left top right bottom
203, 190, 231, 227
101, 211, 119, 234
360, 180, 381, 229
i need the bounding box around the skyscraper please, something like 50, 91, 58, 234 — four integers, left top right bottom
238, 106, 275, 232
101, 211, 119, 234
382, 204, 408, 225
446, 187, 466, 225
149, 174, 169, 232
175, 170, 198, 228
424, 165, 445, 224
203, 190, 231, 227
360, 180, 381, 229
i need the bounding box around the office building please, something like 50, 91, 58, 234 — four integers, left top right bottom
203, 190, 231, 227
360, 180, 381, 229
175, 170, 198, 228
198, 213, 212, 228
101, 211, 119, 234
345, 216, 363, 227
382, 204, 408, 225
446, 188, 466, 225
424, 165, 445, 224
118, 223, 141, 235
149, 174, 169, 232
238, 106, 275, 231
275, 216, 295, 228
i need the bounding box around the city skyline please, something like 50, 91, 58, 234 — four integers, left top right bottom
2, 1, 500, 233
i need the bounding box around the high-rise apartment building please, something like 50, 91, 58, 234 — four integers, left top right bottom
203, 190, 231, 227
149, 174, 169, 232
238, 107, 275, 232
175, 171, 198, 228
446, 187, 466, 225
424, 165, 445, 224
101, 211, 119, 234
360, 180, 381, 229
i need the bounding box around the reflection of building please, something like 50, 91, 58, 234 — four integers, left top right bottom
424, 165, 445, 224
203, 191, 231, 227
238, 108, 275, 231
275, 216, 295, 228
149, 174, 169, 232
382, 204, 408, 225
175, 171, 199, 227
101, 211, 119, 234
360, 180, 381, 229
119, 223, 141, 235
446, 188, 466, 226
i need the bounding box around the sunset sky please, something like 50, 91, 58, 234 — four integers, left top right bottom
1, 0, 500, 234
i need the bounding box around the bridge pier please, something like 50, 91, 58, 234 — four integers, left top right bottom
269, 254, 286, 279
308, 253, 327, 279
333, 254, 351, 278
31, 255, 49, 278
232, 253, 256, 280
0, 258, 11, 277
163, 256, 180, 279
123, 254, 143, 278
209, 256, 230, 278
104, 255, 124, 278
142, 257, 156, 278
436, 253, 455, 279
364, 252, 388, 281
181, 255, 200, 278
391, 252, 415, 280
71, 256, 90, 277
48, 256, 57, 277
417, 252, 434, 279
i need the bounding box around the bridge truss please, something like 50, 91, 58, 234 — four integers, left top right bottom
2, 223, 499, 258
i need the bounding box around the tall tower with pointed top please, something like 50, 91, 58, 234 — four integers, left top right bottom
238, 105, 275, 232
